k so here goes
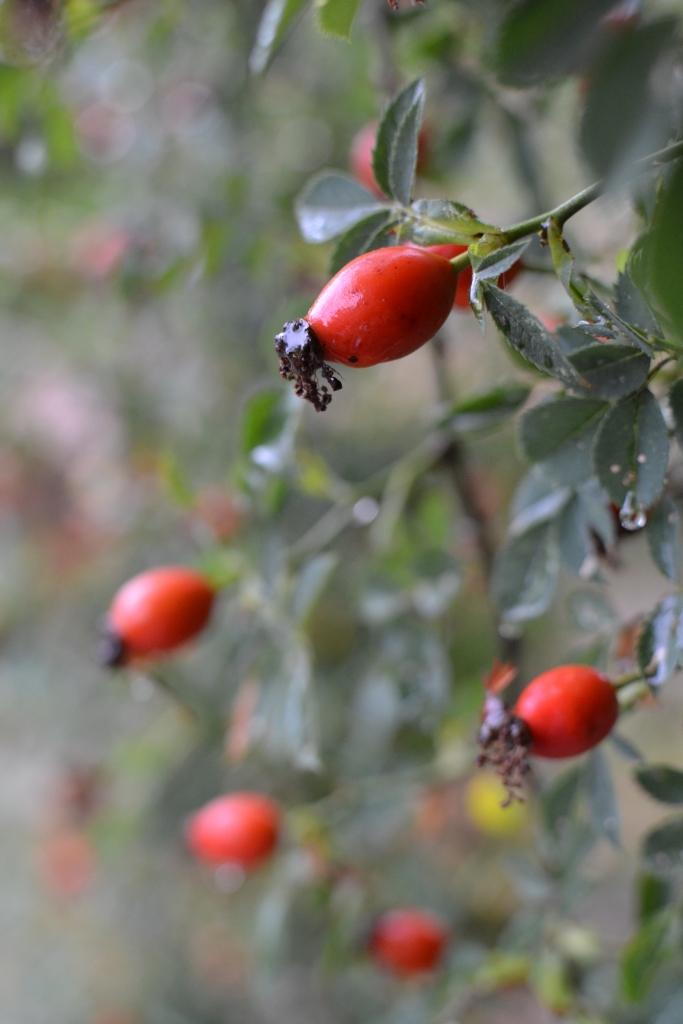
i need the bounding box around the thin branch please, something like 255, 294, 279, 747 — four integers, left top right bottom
430, 335, 497, 579
427, 336, 523, 664
446, 137, 683, 274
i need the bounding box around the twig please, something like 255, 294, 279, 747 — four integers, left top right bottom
446, 137, 683, 274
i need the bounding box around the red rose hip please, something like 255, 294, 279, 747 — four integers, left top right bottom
275, 247, 456, 410
186, 793, 281, 871
514, 664, 619, 759
102, 566, 215, 666
370, 908, 449, 976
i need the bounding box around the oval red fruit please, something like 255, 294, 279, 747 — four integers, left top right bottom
514, 664, 618, 759
186, 793, 281, 870
275, 247, 457, 410
370, 908, 449, 976
104, 567, 215, 665
308, 246, 456, 367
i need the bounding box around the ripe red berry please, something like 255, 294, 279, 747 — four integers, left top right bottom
514, 664, 619, 759
412, 243, 522, 309
102, 567, 215, 666
186, 793, 281, 870
275, 246, 456, 410
370, 909, 449, 976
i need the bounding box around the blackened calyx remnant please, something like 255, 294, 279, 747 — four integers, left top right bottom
275, 318, 342, 412
99, 629, 126, 668
477, 693, 532, 805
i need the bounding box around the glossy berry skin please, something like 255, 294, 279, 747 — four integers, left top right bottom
514, 665, 618, 759
104, 567, 215, 665
307, 246, 456, 368
416, 243, 522, 309
186, 793, 281, 870
370, 909, 448, 976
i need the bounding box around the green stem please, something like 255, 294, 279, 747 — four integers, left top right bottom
447, 137, 683, 273
612, 668, 648, 689
645, 356, 676, 387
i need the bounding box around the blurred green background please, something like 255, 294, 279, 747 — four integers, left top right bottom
1, 1, 683, 1022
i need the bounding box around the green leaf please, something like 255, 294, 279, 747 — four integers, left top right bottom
315, 0, 362, 40
373, 79, 425, 205
668, 378, 683, 450
655, 987, 683, 1024
646, 499, 680, 582
492, 522, 559, 623
642, 163, 683, 336
292, 553, 338, 623
637, 593, 683, 686
389, 100, 424, 207
580, 21, 674, 178
408, 198, 495, 245
614, 270, 663, 341
580, 286, 654, 356
249, 0, 310, 74
582, 747, 619, 847
440, 383, 531, 433
638, 872, 672, 922
484, 285, 577, 384
471, 238, 531, 284
556, 324, 607, 356
578, 477, 615, 549
568, 344, 650, 401
491, 0, 617, 87
642, 815, 683, 870
520, 396, 609, 464
329, 211, 397, 275
557, 494, 593, 577
508, 469, 571, 537
592, 389, 669, 508
295, 172, 386, 244
241, 388, 288, 454
537, 422, 605, 488
567, 590, 614, 632
542, 766, 582, 837
545, 218, 593, 316
470, 239, 531, 321
508, 485, 571, 538
621, 909, 673, 1002
635, 765, 683, 805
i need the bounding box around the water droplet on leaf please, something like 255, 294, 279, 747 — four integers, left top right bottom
619, 491, 647, 531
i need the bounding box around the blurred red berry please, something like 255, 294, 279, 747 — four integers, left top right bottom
370, 908, 449, 976
186, 792, 281, 870
38, 829, 96, 898
102, 566, 215, 666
